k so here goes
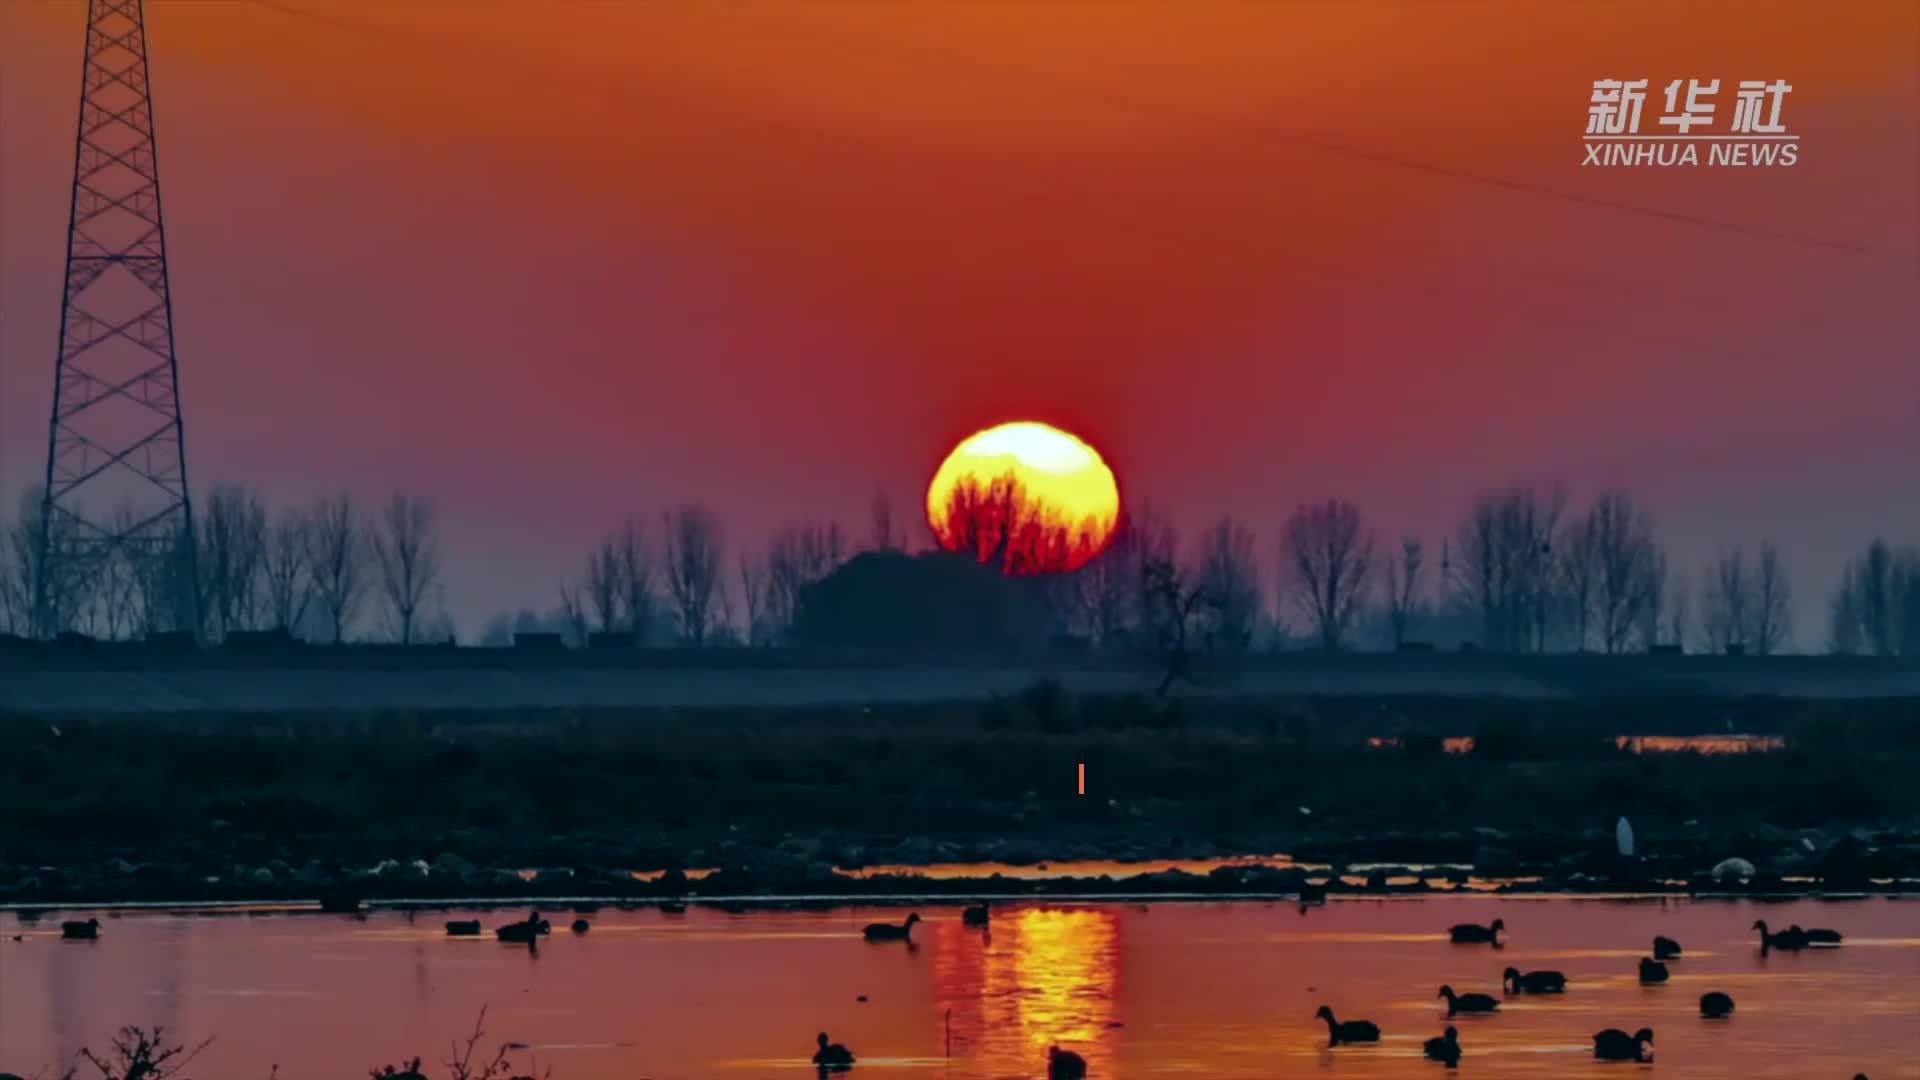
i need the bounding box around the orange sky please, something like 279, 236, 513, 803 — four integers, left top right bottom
1, 1, 1915, 635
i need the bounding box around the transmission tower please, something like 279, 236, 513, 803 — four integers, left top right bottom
34, 0, 198, 638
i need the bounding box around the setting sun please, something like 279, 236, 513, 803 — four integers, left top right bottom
925, 421, 1121, 573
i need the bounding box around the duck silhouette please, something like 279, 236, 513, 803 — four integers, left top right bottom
1699, 991, 1735, 1018
1448, 918, 1503, 944
60, 918, 100, 941
1639, 957, 1670, 984
1315, 1005, 1381, 1046
1593, 1027, 1654, 1062
811, 1032, 854, 1072
1047, 1046, 1088, 1079
444, 920, 481, 937
1438, 985, 1499, 1016
862, 913, 921, 942
570, 919, 590, 935
1753, 920, 1808, 952
1502, 967, 1566, 994
495, 913, 550, 943
1423, 1026, 1462, 1067
962, 902, 990, 927
1653, 935, 1683, 960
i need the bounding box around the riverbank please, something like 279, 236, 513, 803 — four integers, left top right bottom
4, 690, 1918, 905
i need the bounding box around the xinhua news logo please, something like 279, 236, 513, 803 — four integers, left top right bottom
1585, 79, 1797, 168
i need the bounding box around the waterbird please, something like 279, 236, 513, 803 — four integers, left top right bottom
60, 918, 100, 940
659, 902, 687, 915
1791, 924, 1844, 945
962, 902, 990, 927
1047, 1046, 1088, 1079
445, 920, 481, 937
863, 913, 921, 941
1502, 967, 1566, 994
1448, 918, 1503, 944
1639, 957, 1670, 984
811, 1032, 855, 1072
1699, 991, 1735, 1018
1423, 1026, 1462, 1067
495, 914, 550, 943
1438, 985, 1499, 1016
1592, 1027, 1654, 1062
1753, 920, 1808, 951
1314, 1005, 1381, 1046
1653, 935, 1683, 960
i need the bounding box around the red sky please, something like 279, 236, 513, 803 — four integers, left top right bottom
2, 1, 1916, 639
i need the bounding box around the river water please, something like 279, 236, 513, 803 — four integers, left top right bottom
3, 896, 1916, 1079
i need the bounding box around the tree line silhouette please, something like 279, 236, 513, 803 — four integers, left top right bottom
3, 477, 1918, 657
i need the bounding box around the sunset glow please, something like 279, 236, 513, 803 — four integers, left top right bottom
925, 421, 1121, 572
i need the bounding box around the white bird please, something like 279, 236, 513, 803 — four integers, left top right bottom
1711, 857, 1755, 883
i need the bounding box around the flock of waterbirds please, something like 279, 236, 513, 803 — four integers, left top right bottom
839, 907, 1869, 1077
1315, 915, 1859, 1075
47, 904, 1869, 1078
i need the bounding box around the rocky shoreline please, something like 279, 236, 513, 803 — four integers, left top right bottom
7, 821, 1916, 909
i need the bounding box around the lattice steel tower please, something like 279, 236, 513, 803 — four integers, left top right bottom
34, 0, 197, 637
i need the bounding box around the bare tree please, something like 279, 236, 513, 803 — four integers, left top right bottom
1195, 516, 1261, 653
1447, 487, 1564, 652
582, 535, 624, 634
197, 484, 267, 639
304, 494, 367, 644
370, 492, 441, 644
1703, 546, 1754, 653
0, 487, 56, 635
1577, 491, 1664, 654
1284, 498, 1375, 651
261, 506, 312, 635
662, 503, 725, 645
578, 517, 657, 642
1829, 539, 1920, 656
1829, 574, 1864, 655
1559, 518, 1600, 650
1141, 553, 1214, 695
738, 552, 769, 645
933, 472, 1099, 575
1383, 537, 1424, 648
556, 582, 590, 647
764, 520, 845, 638
124, 506, 195, 640
1752, 541, 1792, 654
564, 518, 656, 641
1666, 565, 1690, 650
1074, 505, 1174, 648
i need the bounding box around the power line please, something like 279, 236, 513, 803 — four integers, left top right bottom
785, 14, 1917, 269
246, 0, 1913, 270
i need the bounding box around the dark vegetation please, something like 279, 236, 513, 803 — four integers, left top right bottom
16, 1009, 542, 1080
3, 689, 1917, 904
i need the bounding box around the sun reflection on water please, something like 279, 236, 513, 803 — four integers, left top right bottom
935, 906, 1119, 1073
